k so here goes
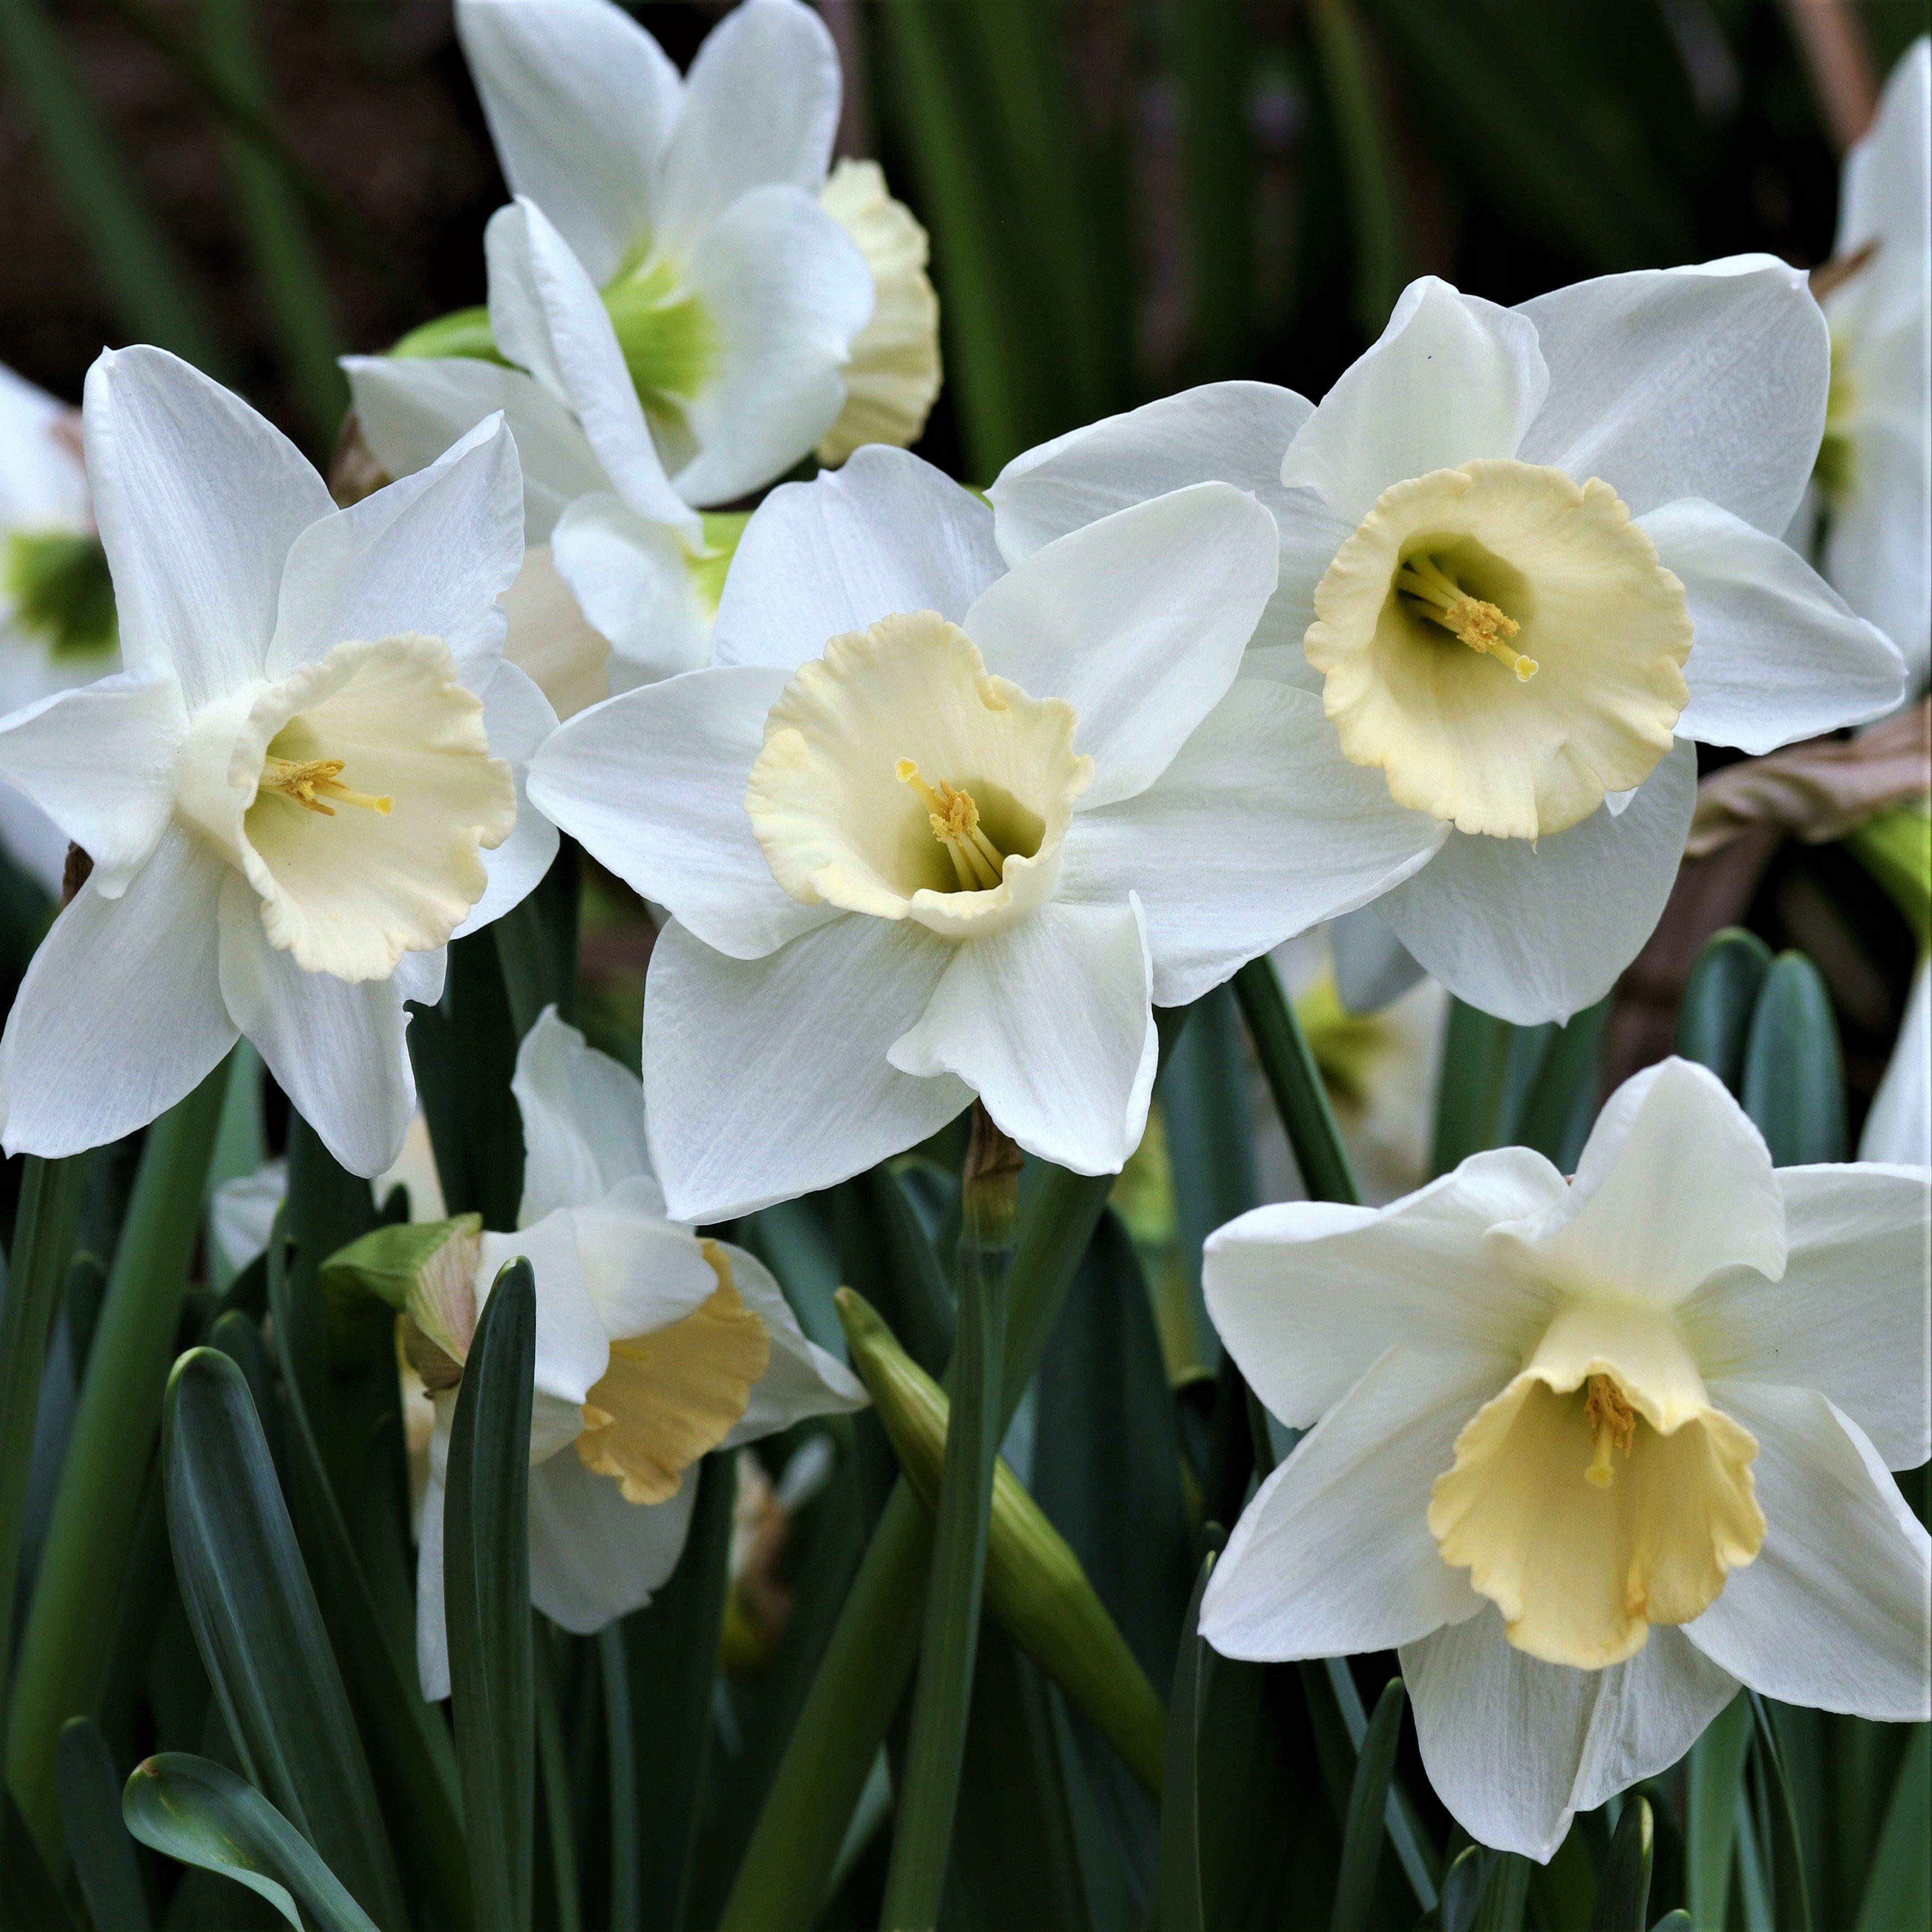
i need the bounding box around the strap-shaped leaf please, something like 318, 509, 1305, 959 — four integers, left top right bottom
1685, 1693, 1751, 1931
162, 1347, 405, 1929
57, 1719, 150, 1932
122, 1754, 378, 1932
1589, 1795, 1653, 1932
1748, 1692, 1813, 1932
1330, 1678, 1406, 1932
1677, 929, 1773, 1095
1155, 1551, 1214, 1932
1856, 1723, 1929, 1931
1740, 954, 1846, 1166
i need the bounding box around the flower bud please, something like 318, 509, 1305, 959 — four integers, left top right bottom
320, 1215, 482, 1390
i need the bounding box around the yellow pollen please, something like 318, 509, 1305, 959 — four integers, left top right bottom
896, 758, 1005, 891
260, 754, 393, 818
1397, 553, 1539, 682
1582, 1373, 1637, 1489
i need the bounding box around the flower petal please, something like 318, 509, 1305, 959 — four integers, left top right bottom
527, 1448, 700, 1634
1837, 39, 1930, 260
1375, 737, 1696, 1026
652, 0, 840, 254
1861, 959, 1930, 1168
479, 1209, 614, 1456
0, 668, 187, 893
963, 483, 1280, 809
1685, 1383, 1930, 1721
888, 896, 1156, 1176
1680, 1161, 1931, 1469
718, 1241, 868, 1444
343, 355, 607, 545
710, 446, 1003, 675
551, 493, 708, 684
513, 1005, 658, 1225
1401, 1607, 1738, 1862
1279, 279, 1549, 525
451, 658, 560, 941
1496, 1057, 1785, 1306
1203, 1148, 1566, 1429
644, 914, 967, 1222
0, 361, 88, 529
0, 824, 236, 1157
1058, 681, 1445, 1006
1330, 904, 1427, 1013
1515, 258, 1828, 535
84, 346, 333, 704
455, 0, 677, 287
1201, 1344, 1494, 1660
672, 184, 874, 507
216, 871, 415, 1178
1824, 415, 1931, 688
527, 664, 834, 959
1640, 497, 1905, 750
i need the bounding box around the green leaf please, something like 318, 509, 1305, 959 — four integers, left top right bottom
1589, 1796, 1653, 1932
56, 1719, 151, 1932
1473, 1852, 1532, 1932
1329, 1678, 1405, 1932
1510, 997, 1609, 1172
1748, 1692, 1812, 1932
1740, 954, 1846, 1165
1857, 1724, 1929, 1931
598, 1626, 641, 1932
3, 1788, 78, 1930
122, 1755, 378, 1932
1677, 929, 1774, 1096
1233, 958, 1362, 1204
532, 1626, 582, 1932
163, 1348, 406, 1928
830, 1164, 955, 1377
1156, 1552, 1214, 1932
1428, 999, 1514, 1174
1650, 1914, 1690, 1931
1439, 1845, 1492, 1932
1685, 1693, 1751, 1932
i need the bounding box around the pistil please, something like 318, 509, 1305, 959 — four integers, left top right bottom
1398, 553, 1539, 682
260, 754, 392, 818
1582, 1373, 1636, 1489
897, 759, 1006, 890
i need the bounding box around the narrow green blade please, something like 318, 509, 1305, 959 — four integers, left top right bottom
1676, 930, 1773, 1095
1589, 1796, 1653, 1932
57, 1719, 151, 1932
1329, 1677, 1405, 1932
1740, 954, 1846, 1165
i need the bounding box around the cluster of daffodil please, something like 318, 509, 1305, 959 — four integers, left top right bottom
0, 0, 1924, 1875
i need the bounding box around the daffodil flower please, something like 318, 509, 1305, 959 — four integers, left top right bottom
1811, 38, 1929, 691
412, 1008, 865, 1696
1200, 1056, 1931, 1858
528, 448, 1451, 1220
990, 262, 1909, 1023
0, 348, 558, 1176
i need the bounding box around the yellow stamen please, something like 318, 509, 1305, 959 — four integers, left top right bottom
1397, 554, 1539, 681
897, 758, 1004, 890
260, 754, 392, 818
1583, 1373, 1637, 1489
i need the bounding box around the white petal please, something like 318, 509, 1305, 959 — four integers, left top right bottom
0, 783, 74, 899
1402, 1607, 1738, 1861
455, 0, 676, 287
0, 668, 187, 893
343, 355, 607, 545
719, 1241, 868, 1444
216, 872, 414, 1178
527, 665, 833, 959
1680, 1161, 1931, 1468
1515, 258, 1828, 535
1837, 39, 1930, 260
1058, 682, 1446, 1006
450, 659, 559, 942
1640, 497, 1905, 750
417, 1447, 453, 1700
551, 493, 708, 684
270, 415, 524, 689
963, 484, 1279, 809
1376, 738, 1696, 1026
83, 346, 332, 704
1280, 279, 1549, 524
671, 185, 874, 508
1862, 960, 1931, 1169
394, 947, 446, 1007
528, 1449, 700, 1633
643, 914, 967, 1222
513, 1004, 657, 1225
1203, 1148, 1566, 1429
1330, 904, 1427, 1013
1686, 1383, 1930, 1720
1201, 1344, 1493, 1659
566, 1191, 715, 1338
653, 0, 839, 254
0, 361, 89, 530
889, 897, 1156, 1176
478, 1212, 613, 1456
0, 825, 236, 1157
1824, 416, 1931, 687
709, 446, 1002, 675
486, 200, 696, 535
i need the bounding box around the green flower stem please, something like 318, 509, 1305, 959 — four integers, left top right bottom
878, 1106, 1019, 1929
1232, 956, 1362, 1206
7, 1065, 228, 1856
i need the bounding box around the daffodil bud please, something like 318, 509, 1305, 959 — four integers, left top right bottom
834, 1285, 1166, 1795
320, 1215, 482, 1391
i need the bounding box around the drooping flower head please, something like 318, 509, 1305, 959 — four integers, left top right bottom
0, 348, 559, 1175
1200, 1057, 1930, 1857
990, 263, 1909, 1023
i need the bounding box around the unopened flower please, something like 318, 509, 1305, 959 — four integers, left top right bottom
529, 448, 1449, 1219
990, 263, 1908, 1023
1201, 1056, 1930, 1858
409, 1008, 865, 1693
0, 348, 557, 1175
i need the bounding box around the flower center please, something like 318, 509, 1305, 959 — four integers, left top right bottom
1582, 1371, 1636, 1487
897, 761, 1007, 891
1395, 551, 1538, 682
603, 253, 718, 454
258, 753, 393, 818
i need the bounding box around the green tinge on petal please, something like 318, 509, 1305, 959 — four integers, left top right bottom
692, 511, 750, 616
603, 258, 718, 424
3, 530, 117, 660
389, 306, 505, 364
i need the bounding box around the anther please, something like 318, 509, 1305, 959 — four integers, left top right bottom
1398, 555, 1539, 681
261, 755, 393, 818
897, 759, 1004, 890
1582, 1374, 1636, 1489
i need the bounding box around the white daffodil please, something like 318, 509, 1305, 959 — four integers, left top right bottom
528, 446, 1452, 1220
0, 347, 558, 1176
1812, 38, 1930, 691
0, 362, 117, 892
1200, 1056, 1931, 1859
1863, 956, 1931, 1166
412, 1007, 865, 1695
989, 263, 1909, 1024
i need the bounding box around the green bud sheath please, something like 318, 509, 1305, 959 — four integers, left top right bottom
320, 1215, 482, 1383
